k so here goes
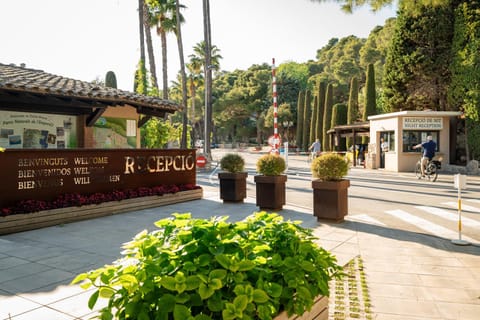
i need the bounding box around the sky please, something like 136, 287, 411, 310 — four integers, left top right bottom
1, 0, 397, 92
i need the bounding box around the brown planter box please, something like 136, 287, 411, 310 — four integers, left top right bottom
254, 175, 287, 211
274, 295, 328, 320
0, 188, 203, 235
218, 172, 248, 203
312, 179, 350, 222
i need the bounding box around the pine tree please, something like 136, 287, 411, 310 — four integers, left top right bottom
302, 90, 312, 152
315, 82, 326, 150
347, 76, 358, 149
322, 84, 334, 151
295, 90, 305, 150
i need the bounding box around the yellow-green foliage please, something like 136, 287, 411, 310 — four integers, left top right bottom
220, 153, 245, 173
311, 153, 349, 181
256, 154, 286, 176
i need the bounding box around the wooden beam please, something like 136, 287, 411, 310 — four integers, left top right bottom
138, 115, 152, 127
86, 108, 106, 127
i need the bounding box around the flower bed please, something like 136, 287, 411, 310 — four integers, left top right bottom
1, 184, 200, 216
0, 185, 203, 235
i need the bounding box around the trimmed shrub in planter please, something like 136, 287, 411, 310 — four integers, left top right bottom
218, 154, 248, 202
255, 154, 287, 210
310, 153, 350, 221
72, 212, 342, 320
220, 153, 245, 173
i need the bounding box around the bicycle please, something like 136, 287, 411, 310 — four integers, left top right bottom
415, 158, 441, 182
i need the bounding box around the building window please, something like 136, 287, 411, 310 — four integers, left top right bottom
403, 131, 439, 152
381, 131, 395, 151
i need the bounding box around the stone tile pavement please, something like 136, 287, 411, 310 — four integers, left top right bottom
1, 187, 479, 319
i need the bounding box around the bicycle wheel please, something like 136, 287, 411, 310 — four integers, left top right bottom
415, 162, 422, 179
427, 162, 438, 182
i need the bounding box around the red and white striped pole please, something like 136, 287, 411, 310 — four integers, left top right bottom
272, 58, 279, 154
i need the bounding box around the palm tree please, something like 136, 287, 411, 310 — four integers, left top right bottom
142, 1, 159, 93
174, 0, 188, 148
203, 0, 213, 158
190, 38, 222, 155
187, 58, 204, 145
147, 0, 184, 100
136, 0, 148, 94
191, 41, 222, 72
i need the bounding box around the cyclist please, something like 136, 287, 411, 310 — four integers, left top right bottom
308, 138, 321, 160
413, 135, 436, 177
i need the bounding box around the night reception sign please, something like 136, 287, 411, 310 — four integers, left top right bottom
403, 117, 443, 130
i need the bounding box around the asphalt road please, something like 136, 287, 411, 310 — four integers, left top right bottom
198, 149, 480, 245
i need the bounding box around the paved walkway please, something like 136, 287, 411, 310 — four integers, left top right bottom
1, 184, 480, 319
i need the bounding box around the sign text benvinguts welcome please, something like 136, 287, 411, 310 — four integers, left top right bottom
0, 149, 196, 208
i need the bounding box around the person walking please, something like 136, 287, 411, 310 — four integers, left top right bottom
380, 137, 388, 168
413, 135, 436, 177
309, 138, 321, 160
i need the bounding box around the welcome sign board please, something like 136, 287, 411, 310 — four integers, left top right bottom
0, 149, 196, 208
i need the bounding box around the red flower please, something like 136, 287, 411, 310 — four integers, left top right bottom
1, 184, 200, 216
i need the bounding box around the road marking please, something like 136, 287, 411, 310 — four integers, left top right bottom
415, 206, 480, 229
385, 209, 478, 243
465, 199, 480, 204
348, 214, 386, 226
443, 202, 480, 213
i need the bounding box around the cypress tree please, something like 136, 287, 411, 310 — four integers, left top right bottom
134, 60, 148, 94
363, 63, 377, 143
310, 95, 318, 144
302, 90, 312, 152
315, 82, 326, 150
105, 71, 117, 88
295, 90, 305, 150
322, 84, 334, 151
347, 76, 359, 149
331, 103, 348, 151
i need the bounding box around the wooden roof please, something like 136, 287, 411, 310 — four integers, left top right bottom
327, 122, 370, 137
0, 63, 181, 124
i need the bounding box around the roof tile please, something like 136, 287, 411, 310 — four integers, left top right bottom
0, 63, 181, 113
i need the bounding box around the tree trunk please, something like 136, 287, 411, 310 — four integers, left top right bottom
203, 0, 212, 159
136, 0, 147, 94
176, 0, 188, 148
143, 2, 159, 92
138, 0, 145, 63
161, 29, 169, 100
191, 80, 197, 145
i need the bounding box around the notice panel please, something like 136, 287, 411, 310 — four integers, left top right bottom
0, 149, 196, 208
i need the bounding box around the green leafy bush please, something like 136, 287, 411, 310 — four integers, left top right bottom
311, 153, 349, 181
256, 154, 286, 176
220, 153, 245, 173
72, 212, 342, 320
